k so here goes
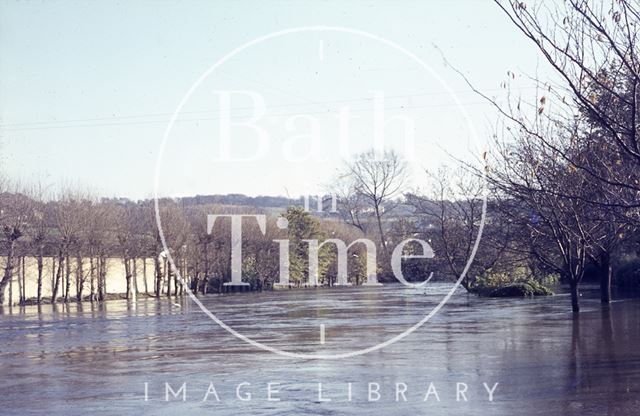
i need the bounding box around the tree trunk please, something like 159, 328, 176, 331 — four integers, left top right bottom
51, 257, 56, 297
89, 256, 95, 301
8, 270, 12, 306
173, 260, 179, 296
36, 248, 44, 304
374, 204, 388, 258
143, 258, 148, 294
97, 255, 106, 301
21, 256, 26, 304
51, 251, 64, 304
166, 260, 173, 297
75, 256, 80, 298
17, 256, 23, 305
203, 241, 209, 294
132, 258, 138, 295
570, 281, 580, 313
179, 258, 185, 296
64, 253, 71, 302
599, 253, 612, 304
96, 256, 103, 301
101, 256, 107, 298
124, 257, 132, 300
0, 240, 16, 305
193, 257, 200, 294
76, 255, 84, 301
154, 255, 162, 298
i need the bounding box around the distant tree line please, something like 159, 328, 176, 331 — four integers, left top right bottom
0, 184, 378, 305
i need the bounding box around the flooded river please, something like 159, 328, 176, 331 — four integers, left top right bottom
1, 283, 639, 415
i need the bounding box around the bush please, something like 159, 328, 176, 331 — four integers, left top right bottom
472, 267, 554, 297
486, 281, 554, 297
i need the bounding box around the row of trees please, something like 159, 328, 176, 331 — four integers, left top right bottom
0, 186, 162, 305
0, 180, 380, 305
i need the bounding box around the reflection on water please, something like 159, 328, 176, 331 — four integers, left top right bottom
1, 284, 639, 415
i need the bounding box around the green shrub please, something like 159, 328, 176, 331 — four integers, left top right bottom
473, 267, 554, 297
486, 280, 554, 297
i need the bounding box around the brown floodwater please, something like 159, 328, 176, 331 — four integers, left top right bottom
0, 283, 639, 415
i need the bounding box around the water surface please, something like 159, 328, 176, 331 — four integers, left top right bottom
1, 284, 639, 415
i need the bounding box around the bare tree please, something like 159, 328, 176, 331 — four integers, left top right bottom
112, 202, 138, 300
440, 1, 640, 308
30, 199, 48, 304
150, 200, 188, 297
184, 205, 215, 294
493, 0, 640, 208
488, 118, 602, 312
407, 167, 518, 291
0, 183, 33, 305
340, 149, 407, 265
50, 193, 83, 303
83, 199, 109, 301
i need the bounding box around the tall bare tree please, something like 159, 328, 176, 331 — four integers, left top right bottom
30, 199, 48, 304
50, 193, 83, 303
340, 149, 407, 266
0, 183, 33, 305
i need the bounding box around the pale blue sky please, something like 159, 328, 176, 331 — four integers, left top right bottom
0, 0, 546, 199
